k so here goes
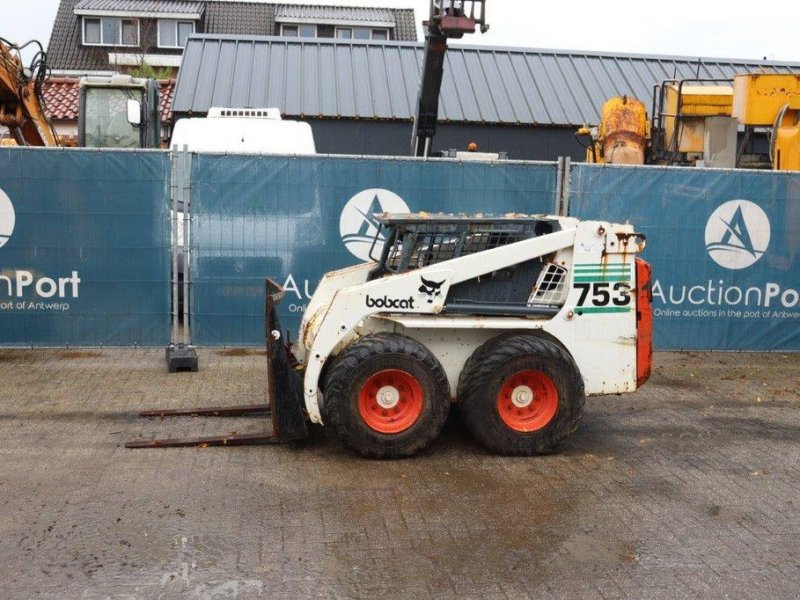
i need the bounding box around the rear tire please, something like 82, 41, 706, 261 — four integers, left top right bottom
323, 333, 450, 458
459, 334, 585, 455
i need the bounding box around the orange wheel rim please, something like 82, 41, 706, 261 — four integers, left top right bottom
496, 370, 558, 432
358, 369, 424, 434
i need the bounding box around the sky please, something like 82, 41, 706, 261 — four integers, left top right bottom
3, 0, 799, 66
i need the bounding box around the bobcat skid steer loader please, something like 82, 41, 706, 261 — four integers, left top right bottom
130, 213, 652, 458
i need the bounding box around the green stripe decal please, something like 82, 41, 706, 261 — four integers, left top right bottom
573, 276, 630, 283
574, 263, 629, 267
574, 267, 630, 272
575, 307, 632, 314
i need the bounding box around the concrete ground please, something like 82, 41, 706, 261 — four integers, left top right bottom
0, 349, 798, 599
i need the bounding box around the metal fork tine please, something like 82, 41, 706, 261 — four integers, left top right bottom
137, 404, 271, 418
125, 431, 282, 448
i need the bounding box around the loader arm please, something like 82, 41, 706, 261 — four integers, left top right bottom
301, 227, 577, 423
0, 39, 57, 146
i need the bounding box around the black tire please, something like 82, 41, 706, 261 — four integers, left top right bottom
456, 332, 519, 399
459, 334, 585, 455
323, 333, 450, 458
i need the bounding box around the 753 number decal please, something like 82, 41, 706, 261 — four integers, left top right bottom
575, 282, 631, 307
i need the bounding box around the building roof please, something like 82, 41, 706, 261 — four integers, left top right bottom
42, 78, 81, 120
47, 0, 417, 73
73, 0, 204, 16
275, 4, 396, 25
42, 77, 176, 123
172, 35, 800, 126
203, 1, 275, 36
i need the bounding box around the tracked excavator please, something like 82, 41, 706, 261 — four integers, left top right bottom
1, 37, 160, 149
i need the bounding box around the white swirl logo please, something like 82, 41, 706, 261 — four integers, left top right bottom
705, 200, 770, 270
339, 188, 410, 261
0, 188, 14, 249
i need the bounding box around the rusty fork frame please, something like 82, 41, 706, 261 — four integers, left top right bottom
126, 279, 308, 449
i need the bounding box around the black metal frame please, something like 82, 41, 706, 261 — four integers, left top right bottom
369, 215, 556, 277
127, 278, 308, 449
650, 78, 733, 165
650, 77, 773, 168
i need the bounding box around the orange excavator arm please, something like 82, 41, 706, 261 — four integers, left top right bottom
0, 38, 58, 146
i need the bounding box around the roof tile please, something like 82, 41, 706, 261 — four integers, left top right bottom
275, 5, 395, 23
74, 0, 203, 14
42, 77, 81, 119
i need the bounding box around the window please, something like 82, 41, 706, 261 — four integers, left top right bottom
82, 17, 139, 46
122, 20, 138, 45
158, 19, 195, 48
83, 87, 141, 149
335, 27, 390, 40
280, 24, 317, 38
84, 18, 101, 44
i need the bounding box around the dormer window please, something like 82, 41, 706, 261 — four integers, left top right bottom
158, 19, 196, 48
335, 27, 389, 40
82, 16, 139, 46
280, 24, 317, 38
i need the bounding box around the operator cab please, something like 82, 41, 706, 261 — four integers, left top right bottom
368, 213, 567, 317
78, 75, 160, 149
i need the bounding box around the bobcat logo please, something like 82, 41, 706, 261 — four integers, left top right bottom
418, 276, 445, 304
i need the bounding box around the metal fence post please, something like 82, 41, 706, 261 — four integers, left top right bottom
554, 157, 564, 216
165, 146, 198, 372
182, 146, 192, 347
561, 156, 571, 217
170, 146, 179, 345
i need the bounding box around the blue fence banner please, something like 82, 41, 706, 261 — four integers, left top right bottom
0, 148, 171, 346
189, 155, 559, 345
569, 164, 800, 351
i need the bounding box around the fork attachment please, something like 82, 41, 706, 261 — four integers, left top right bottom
126, 278, 309, 449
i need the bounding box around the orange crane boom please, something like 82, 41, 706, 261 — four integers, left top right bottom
0, 38, 58, 146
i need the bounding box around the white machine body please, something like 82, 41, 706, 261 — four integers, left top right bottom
294, 215, 648, 424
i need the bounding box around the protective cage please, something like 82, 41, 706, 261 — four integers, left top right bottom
368, 214, 567, 317
370, 214, 559, 275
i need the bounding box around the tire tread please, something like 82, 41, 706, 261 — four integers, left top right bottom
459, 334, 585, 455
324, 333, 450, 458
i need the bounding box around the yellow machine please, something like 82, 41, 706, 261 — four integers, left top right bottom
732, 74, 800, 171
578, 96, 648, 165
579, 73, 800, 171
662, 84, 733, 155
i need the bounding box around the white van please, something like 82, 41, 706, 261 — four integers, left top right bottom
169, 108, 315, 308
170, 107, 316, 154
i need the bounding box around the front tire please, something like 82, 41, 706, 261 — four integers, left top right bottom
323, 333, 450, 458
459, 334, 585, 455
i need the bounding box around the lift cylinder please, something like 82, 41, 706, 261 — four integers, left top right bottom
599, 96, 648, 165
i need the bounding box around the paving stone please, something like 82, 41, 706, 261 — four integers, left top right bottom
0, 349, 798, 598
